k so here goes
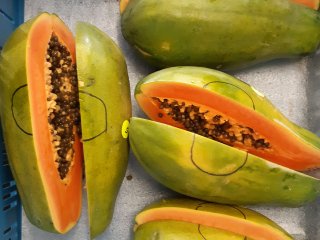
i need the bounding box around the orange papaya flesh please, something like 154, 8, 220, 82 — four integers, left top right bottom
0, 13, 83, 233
27, 13, 83, 233
292, 0, 319, 9
135, 67, 320, 171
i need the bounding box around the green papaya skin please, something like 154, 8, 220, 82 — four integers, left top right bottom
134, 199, 293, 240
129, 117, 320, 206
135, 221, 246, 240
76, 22, 132, 238
135, 66, 320, 171
121, 0, 320, 70
0, 13, 56, 233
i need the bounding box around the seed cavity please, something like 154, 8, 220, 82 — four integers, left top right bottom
153, 97, 271, 150
46, 33, 81, 180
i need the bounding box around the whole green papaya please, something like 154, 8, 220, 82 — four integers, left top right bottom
121, 0, 320, 70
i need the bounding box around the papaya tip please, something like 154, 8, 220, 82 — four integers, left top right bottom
120, 0, 130, 14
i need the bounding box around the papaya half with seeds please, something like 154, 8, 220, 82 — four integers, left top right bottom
129, 66, 320, 206
0, 13, 131, 237
120, 0, 320, 70
134, 199, 293, 240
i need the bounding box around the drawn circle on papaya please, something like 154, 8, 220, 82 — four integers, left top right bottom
196, 203, 246, 240
191, 134, 248, 176
203, 81, 255, 110
11, 84, 32, 135
79, 91, 107, 141
121, 120, 130, 139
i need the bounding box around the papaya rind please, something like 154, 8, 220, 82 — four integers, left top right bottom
134, 198, 293, 240
134, 220, 246, 240
129, 117, 320, 206
121, 0, 320, 70
76, 22, 132, 238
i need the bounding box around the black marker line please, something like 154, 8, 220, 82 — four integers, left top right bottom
11, 84, 32, 136
196, 202, 247, 240
203, 81, 255, 110
190, 134, 248, 176
79, 90, 108, 142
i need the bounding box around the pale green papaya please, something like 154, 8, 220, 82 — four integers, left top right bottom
129, 117, 320, 206
76, 22, 132, 239
120, 0, 320, 70
134, 198, 293, 240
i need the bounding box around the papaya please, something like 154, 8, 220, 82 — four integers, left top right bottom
0, 13, 131, 237
134, 198, 293, 240
76, 22, 131, 238
129, 66, 320, 206
120, 0, 320, 70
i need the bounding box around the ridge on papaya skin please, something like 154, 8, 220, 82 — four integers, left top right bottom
0, 13, 131, 237
135, 67, 320, 171
134, 199, 293, 240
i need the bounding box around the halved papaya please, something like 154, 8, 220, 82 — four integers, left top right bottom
134, 199, 293, 240
76, 22, 132, 238
0, 13, 82, 234
135, 67, 320, 171
0, 13, 131, 237
130, 66, 320, 205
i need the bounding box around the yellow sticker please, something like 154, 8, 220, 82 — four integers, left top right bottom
121, 120, 130, 139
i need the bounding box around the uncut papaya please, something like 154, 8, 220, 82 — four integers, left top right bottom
134, 199, 293, 240
0, 13, 131, 237
129, 66, 320, 206
120, 0, 320, 70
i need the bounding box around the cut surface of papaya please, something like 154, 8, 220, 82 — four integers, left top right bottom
134, 199, 293, 240
0, 13, 131, 236
0, 12, 82, 234
135, 67, 320, 171
121, 0, 320, 70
